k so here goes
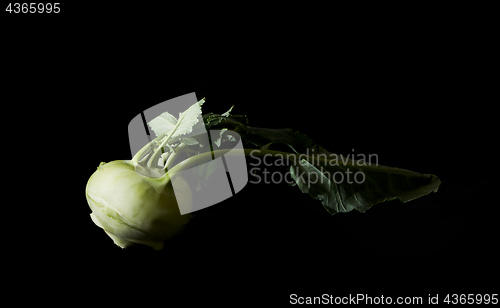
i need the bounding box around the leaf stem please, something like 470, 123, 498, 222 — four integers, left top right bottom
139, 144, 392, 185
166, 148, 358, 182
147, 101, 203, 168
164, 143, 188, 170
131, 137, 157, 166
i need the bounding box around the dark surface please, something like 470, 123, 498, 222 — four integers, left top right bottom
78, 66, 497, 302
4, 24, 497, 305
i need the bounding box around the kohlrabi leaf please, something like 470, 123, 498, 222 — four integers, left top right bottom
199, 107, 441, 216
180, 137, 199, 146
289, 156, 441, 215
211, 128, 236, 148
221, 105, 234, 117
148, 111, 178, 138
144, 98, 206, 168
213, 128, 228, 147
148, 98, 205, 139
204, 106, 249, 130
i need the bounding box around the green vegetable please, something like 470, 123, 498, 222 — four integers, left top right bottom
86, 98, 441, 250
86, 160, 192, 250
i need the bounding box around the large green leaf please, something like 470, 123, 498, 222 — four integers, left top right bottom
289, 148, 441, 215
200, 106, 441, 215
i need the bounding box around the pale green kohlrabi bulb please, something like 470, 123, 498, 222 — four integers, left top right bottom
85, 160, 193, 250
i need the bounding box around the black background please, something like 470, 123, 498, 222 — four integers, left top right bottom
3, 6, 498, 305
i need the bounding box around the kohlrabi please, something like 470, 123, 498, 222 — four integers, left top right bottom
86, 160, 192, 250
86, 98, 441, 250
